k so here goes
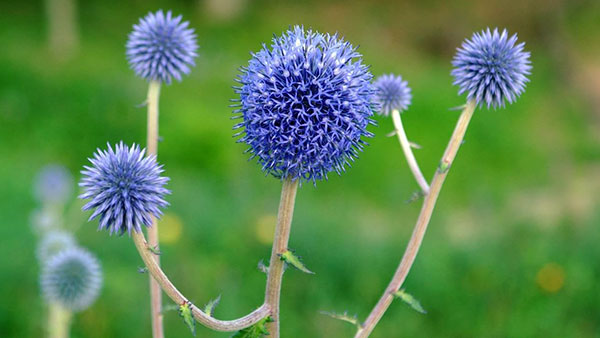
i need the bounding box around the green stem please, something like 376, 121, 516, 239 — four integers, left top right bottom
264, 178, 299, 337
146, 80, 163, 338
355, 100, 477, 338
48, 303, 72, 338
391, 109, 430, 194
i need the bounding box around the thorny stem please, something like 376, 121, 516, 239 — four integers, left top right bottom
264, 177, 299, 337
355, 100, 477, 338
391, 109, 430, 194
146, 80, 164, 338
47, 303, 72, 338
132, 231, 271, 331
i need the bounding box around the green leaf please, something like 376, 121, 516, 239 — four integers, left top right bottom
393, 289, 427, 314
438, 161, 451, 174
231, 316, 273, 338
148, 245, 162, 256
179, 301, 196, 336
320, 311, 362, 329
279, 250, 314, 274
203, 295, 221, 317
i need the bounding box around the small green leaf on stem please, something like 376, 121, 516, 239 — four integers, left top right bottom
179, 301, 196, 336
393, 289, 427, 314
148, 245, 161, 256
231, 316, 273, 338
279, 250, 314, 274
320, 311, 362, 329
257, 260, 269, 274
203, 295, 221, 317
438, 161, 450, 174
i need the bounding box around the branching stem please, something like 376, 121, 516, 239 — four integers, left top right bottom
132, 231, 271, 331
355, 100, 476, 338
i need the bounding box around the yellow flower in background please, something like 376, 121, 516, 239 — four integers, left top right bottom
158, 213, 183, 244
255, 214, 277, 245
536, 263, 565, 293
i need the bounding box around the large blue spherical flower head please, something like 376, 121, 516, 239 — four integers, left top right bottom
373, 74, 412, 116
451, 28, 531, 109
41, 247, 102, 312
126, 10, 198, 84
79, 142, 170, 235
234, 26, 375, 183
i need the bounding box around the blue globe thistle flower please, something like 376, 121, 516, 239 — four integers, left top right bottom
37, 231, 77, 263
79, 142, 170, 235
451, 28, 531, 109
34, 164, 73, 205
126, 10, 198, 84
234, 26, 375, 183
41, 247, 102, 311
373, 74, 412, 116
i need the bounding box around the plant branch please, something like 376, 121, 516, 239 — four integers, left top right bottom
132, 230, 271, 331
146, 80, 164, 338
264, 177, 299, 337
391, 109, 430, 194
355, 100, 476, 338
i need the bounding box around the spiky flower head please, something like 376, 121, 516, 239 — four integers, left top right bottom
41, 247, 102, 311
126, 10, 198, 84
234, 26, 374, 183
37, 231, 77, 263
79, 142, 170, 235
451, 28, 531, 109
34, 164, 73, 205
373, 74, 412, 116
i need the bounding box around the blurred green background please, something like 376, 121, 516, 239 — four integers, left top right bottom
1, 0, 599, 337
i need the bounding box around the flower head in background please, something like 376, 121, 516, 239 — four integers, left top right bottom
79, 142, 170, 235
34, 164, 74, 205
373, 74, 412, 116
37, 231, 77, 263
234, 26, 374, 183
126, 10, 198, 84
41, 247, 102, 311
451, 28, 531, 109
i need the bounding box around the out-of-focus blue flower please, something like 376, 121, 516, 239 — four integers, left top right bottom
34, 164, 73, 205
37, 231, 77, 263
41, 247, 102, 311
79, 142, 170, 235
451, 28, 531, 109
234, 26, 375, 183
126, 10, 198, 84
373, 74, 412, 116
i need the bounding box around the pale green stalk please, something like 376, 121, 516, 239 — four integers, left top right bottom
146, 80, 164, 338
48, 303, 72, 338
